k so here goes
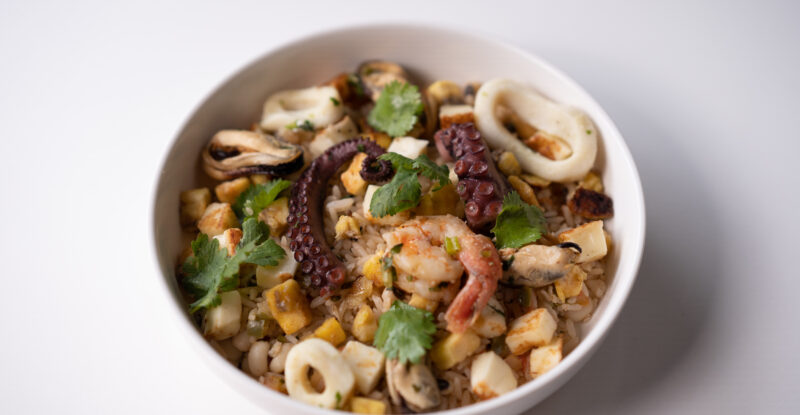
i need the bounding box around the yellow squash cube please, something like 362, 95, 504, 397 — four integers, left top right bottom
215, 177, 251, 204
349, 397, 386, 414
408, 294, 438, 312
314, 317, 347, 346
266, 279, 312, 335
430, 330, 481, 370
352, 305, 378, 343
362, 253, 384, 287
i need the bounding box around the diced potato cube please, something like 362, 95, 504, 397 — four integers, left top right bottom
258, 197, 289, 237
314, 317, 346, 346
387, 136, 428, 159
266, 279, 312, 335
215, 177, 251, 204
505, 308, 557, 355
204, 291, 242, 340
497, 151, 521, 177
431, 330, 481, 370
341, 341, 386, 395
408, 294, 438, 312
256, 246, 298, 289
180, 188, 211, 226
352, 305, 378, 343
508, 176, 541, 207
349, 397, 386, 414
558, 221, 607, 263
362, 252, 384, 287
554, 266, 587, 302
197, 203, 239, 237
472, 297, 507, 338
580, 171, 604, 193
470, 351, 517, 400
528, 337, 563, 378
260, 372, 288, 394
439, 104, 475, 129
342, 153, 369, 196
250, 174, 270, 185
335, 215, 361, 240
362, 132, 392, 149
212, 228, 243, 256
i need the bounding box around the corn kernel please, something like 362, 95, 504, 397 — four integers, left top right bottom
335, 215, 361, 240
352, 304, 378, 343
497, 152, 521, 176
508, 176, 541, 207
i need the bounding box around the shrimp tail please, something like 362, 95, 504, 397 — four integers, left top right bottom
444, 234, 501, 333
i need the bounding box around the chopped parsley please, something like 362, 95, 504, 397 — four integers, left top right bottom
374, 301, 436, 364
330, 96, 340, 106
182, 218, 286, 312
369, 153, 451, 218
491, 191, 547, 249
367, 81, 423, 137
381, 244, 403, 287
233, 179, 291, 222
285, 119, 314, 131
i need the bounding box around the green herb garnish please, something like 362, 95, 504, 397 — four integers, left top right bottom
182, 218, 286, 312
491, 191, 547, 249
330, 96, 340, 106
367, 81, 423, 137
233, 179, 291, 222
374, 301, 436, 364
285, 119, 314, 131
445, 236, 461, 256
369, 153, 451, 218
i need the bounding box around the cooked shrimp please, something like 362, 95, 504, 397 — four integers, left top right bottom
382, 215, 502, 332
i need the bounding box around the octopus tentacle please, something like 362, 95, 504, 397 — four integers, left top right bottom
287, 138, 391, 295
434, 122, 510, 233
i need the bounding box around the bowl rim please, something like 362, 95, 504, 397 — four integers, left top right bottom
150, 22, 646, 415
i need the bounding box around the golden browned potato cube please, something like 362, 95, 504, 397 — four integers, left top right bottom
180, 188, 211, 226
349, 397, 386, 414
497, 152, 522, 176
508, 176, 541, 207
266, 279, 312, 335
362, 252, 384, 287
528, 337, 563, 378
341, 153, 369, 195
197, 202, 239, 237
314, 317, 346, 346
558, 221, 608, 263
258, 197, 289, 236
352, 304, 378, 343
439, 105, 475, 129
505, 308, 557, 355
362, 132, 392, 149
214, 177, 251, 204
580, 171, 604, 193
430, 330, 481, 370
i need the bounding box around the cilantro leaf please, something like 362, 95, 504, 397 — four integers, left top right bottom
491, 191, 547, 249
369, 153, 452, 218
182, 218, 286, 312
370, 168, 420, 217
233, 179, 291, 221
367, 81, 423, 137
373, 301, 436, 364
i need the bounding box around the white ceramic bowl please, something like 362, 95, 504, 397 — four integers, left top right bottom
151, 23, 645, 415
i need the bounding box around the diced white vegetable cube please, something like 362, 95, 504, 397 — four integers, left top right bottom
204, 291, 242, 340
386, 136, 428, 158
256, 241, 298, 289
505, 308, 557, 355
528, 337, 563, 378
340, 341, 386, 395
472, 297, 507, 338
558, 220, 607, 263
470, 351, 517, 400
213, 228, 242, 256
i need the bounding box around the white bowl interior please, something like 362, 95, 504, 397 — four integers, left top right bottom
152, 24, 644, 415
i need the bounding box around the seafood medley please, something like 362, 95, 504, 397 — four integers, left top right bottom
176, 60, 615, 413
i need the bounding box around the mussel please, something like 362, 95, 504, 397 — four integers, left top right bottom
202, 130, 303, 180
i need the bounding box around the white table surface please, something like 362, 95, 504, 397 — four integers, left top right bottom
1, 0, 798, 413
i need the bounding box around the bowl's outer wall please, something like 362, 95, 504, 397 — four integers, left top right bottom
153, 24, 645, 415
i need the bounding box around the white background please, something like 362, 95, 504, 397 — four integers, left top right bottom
1, 0, 798, 413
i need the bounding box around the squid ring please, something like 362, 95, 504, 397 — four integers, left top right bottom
284, 338, 355, 409
473, 79, 597, 182
260, 86, 344, 132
